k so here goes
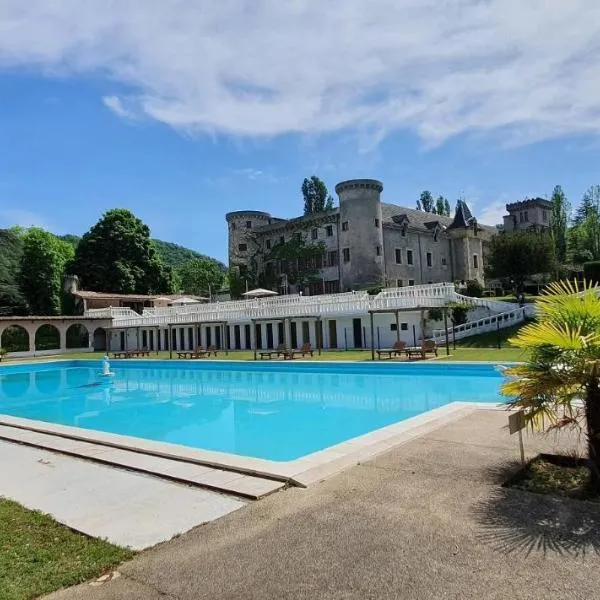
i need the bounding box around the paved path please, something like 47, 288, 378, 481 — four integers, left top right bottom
0, 441, 245, 550
47, 410, 600, 599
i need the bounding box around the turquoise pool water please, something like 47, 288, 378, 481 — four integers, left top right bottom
0, 361, 505, 461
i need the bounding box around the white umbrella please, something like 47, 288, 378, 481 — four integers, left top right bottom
171, 296, 202, 304
242, 288, 279, 298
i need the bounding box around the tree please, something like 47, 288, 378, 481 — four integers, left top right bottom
266, 237, 327, 288
72, 209, 174, 294
18, 228, 74, 315
502, 280, 600, 493
569, 186, 600, 261
0, 229, 26, 314
302, 176, 334, 214
178, 258, 225, 297
485, 231, 556, 291
418, 191, 434, 213
550, 185, 569, 263
434, 195, 451, 216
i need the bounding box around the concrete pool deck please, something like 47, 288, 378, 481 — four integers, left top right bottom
45, 409, 600, 600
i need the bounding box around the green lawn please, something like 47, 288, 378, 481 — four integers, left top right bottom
0, 498, 134, 600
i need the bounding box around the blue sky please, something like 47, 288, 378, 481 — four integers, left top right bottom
1, 1, 599, 263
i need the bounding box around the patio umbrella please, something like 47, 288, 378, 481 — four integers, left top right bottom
171, 297, 203, 304
242, 288, 279, 298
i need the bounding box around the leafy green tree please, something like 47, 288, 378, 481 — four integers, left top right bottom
72, 209, 173, 294
178, 258, 225, 297
417, 190, 435, 213
302, 176, 334, 214
228, 264, 252, 299
0, 229, 26, 314
502, 280, 600, 493
267, 238, 327, 288
485, 231, 556, 290
569, 186, 600, 261
434, 195, 451, 216
152, 239, 225, 271
550, 185, 569, 263
19, 228, 74, 315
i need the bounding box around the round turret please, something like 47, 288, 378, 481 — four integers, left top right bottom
225, 211, 271, 268
336, 179, 385, 290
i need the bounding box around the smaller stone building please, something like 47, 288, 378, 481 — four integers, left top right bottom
502, 198, 552, 232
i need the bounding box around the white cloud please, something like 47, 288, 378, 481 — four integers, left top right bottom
1, 1, 600, 146
477, 200, 507, 227
102, 95, 135, 119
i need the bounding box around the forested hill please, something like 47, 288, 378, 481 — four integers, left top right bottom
55, 234, 225, 271
151, 240, 226, 271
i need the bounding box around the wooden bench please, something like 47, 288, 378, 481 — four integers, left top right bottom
376, 341, 406, 360
259, 351, 276, 360
110, 351, 130, 359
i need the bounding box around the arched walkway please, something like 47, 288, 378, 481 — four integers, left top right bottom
1, 325, 29, 353
66, 323, 89, 349
35, 324, 60, 351
93, 327, 107, 351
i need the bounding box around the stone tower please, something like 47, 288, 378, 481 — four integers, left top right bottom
336, 179, 385, 291
225, 210, 271, 272
446, 200, 485, 283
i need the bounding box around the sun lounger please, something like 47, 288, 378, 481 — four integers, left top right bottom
376, 340, 406, 360
405, 340, 438, 360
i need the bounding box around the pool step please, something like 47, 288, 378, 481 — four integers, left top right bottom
0, 424, 286, 500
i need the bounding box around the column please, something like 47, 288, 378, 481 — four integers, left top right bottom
284, 318, 292, 350
59, 325, 67, 354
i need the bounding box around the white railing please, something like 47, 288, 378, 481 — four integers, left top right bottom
431, 307, 526, 343
84, 307, 140, 319
89, 283, 531, 336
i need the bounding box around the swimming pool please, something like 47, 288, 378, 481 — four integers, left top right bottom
0, 360, 505, 461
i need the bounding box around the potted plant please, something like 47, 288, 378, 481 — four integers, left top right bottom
0, 347, 6, 362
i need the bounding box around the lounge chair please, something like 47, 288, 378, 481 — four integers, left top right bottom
405, 339, 438, 360
259, 344, 285, 360
298, 342, 314, 357
376, 340, 406, 360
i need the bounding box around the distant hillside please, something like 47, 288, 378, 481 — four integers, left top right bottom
55, 234, 225, 272
152, 239, 226, 271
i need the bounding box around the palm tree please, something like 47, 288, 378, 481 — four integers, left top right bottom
502, 280, 600, 493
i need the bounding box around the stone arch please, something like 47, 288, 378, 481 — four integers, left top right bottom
35, 324, 60, 351
66, 323, 89, 349
93, 327, 107, 351
0, 325, 29, 353
1, 372, 31, 398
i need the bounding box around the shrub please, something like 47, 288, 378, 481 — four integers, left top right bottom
583, 261, 600, 285
464, 279, 483, 297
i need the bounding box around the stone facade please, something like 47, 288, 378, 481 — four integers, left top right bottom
502, 198, 552, 232
226, 179, 496, 294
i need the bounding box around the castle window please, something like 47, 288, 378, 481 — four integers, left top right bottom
441, 256, 447, 266
406, 249, 414, 265
543, 210, 548, 222
395, 248, 402, 264
294, 232, 302, 242
279, 235, 284, 244
397, 279, 403, 287
266, 239, 271, 250
390, 323, 397, 331
408, 279, 415, 286
238, 243, 247, 252
326, 225, 334, 237
342, 248, 350, 263
426, 252, 432, 267
519, 212, 524, 223
342, 221, 349, 231
401, 322, 408, 331
524, 211, 529, 222
473, 254, 479, 269
246, 221, 252, 229
376, 245, 381, 256
231, 222, 236, 230
374, 218, 380, 228
311, 228, 318, 239
328, 250, 339, 267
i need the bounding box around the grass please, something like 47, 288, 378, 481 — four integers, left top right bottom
505, 454, 599, 502
0, 498, 134, 600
